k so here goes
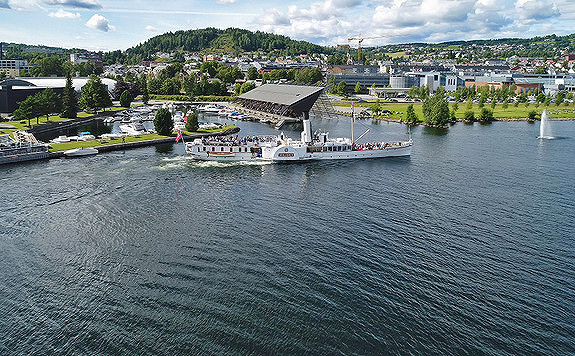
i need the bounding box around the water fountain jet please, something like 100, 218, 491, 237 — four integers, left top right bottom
537, 110, 554, 139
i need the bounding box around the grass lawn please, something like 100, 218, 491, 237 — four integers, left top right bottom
333, 101, 575, 122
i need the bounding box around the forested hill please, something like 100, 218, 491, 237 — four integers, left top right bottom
104, 28, 330, 64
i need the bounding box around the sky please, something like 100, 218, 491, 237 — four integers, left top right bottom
1, 0, 575, 52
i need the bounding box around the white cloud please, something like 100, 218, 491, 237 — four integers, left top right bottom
216, 0, 235, 3
145, 25, 157, 31
255, 0, 364, 42
515, 0, 560, 20
43, 0, 101, 9
259, 8, 290, 25
48, 8, 80, 18
86, 13, 114, 32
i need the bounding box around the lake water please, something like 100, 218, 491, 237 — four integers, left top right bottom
1, 116, 574, 355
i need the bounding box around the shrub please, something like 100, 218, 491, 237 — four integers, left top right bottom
528, 110, 538, 120
464, 110, 475, 122
479, 108, 493, 122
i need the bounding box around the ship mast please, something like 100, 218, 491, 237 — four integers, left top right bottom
351, 103, 354, 145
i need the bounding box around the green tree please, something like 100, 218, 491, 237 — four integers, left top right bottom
13, 95, 38, 127
452, 102, 459, 114
478, 96, 485, 108
354, 81, 362, 94
141, 76, 149, 104
148, 77, 162, 94
247, 67, 259, 80
419, 85, 430, 100
182, 75, 196, 96
239, 82, 256, 94
200, 61, 221, 77
154, 108, 173, 135
405, 104, 418, 124
502, 99, 509, 109
479, 108, 493, 123
160, 78, 181, 95
295, 67, 322, 84
78, 74, 112, 113
61, 71, 78, 119
464, 110, 475, 122
491, 98, 497, 109
528, 110, 538, 120
336, 81, 347, 95
555, 91, 565, 106
408, 86, 419, 99
119, 89, 132, 108
185, 110, 199, 132
327, 76, 337, 93
422, 87, 449, 126
371, 99, 382, 115
217, 65, 243, 84
36, 88, 61, 124
30, 56, 64, 77
466, 97, 473, 110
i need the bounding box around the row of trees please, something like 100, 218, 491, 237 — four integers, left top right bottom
17, 55, 103, 77
13, 88, 62, 126
13, 73, 113, 124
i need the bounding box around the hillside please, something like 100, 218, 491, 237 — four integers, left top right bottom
368, 33, 575, 61
103, 28, 330, 65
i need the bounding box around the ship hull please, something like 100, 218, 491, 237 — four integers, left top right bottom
0, 150, 49, 165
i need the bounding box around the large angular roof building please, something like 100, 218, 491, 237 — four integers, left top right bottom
234, 84, 325, 118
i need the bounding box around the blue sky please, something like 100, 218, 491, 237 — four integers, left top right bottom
1, 0, 575, 51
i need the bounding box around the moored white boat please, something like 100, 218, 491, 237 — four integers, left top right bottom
119, 118, 154, 136
50, 135, 71, 144
77, 132, 96, 141
63, 147, 99, 157
199, 104, 222, 113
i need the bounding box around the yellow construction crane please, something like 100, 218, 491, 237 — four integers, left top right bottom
348, 34, 408, 62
